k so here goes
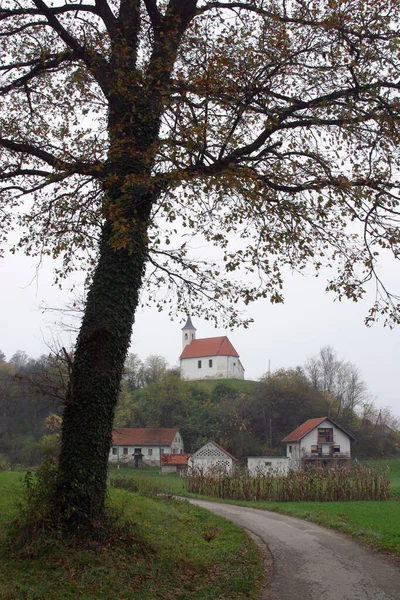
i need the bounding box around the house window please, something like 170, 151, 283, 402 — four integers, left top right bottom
265, 461, 272, 466
318, 428, 334, 443
311, 445, 318, 454
160, 448, 164, 455
209, 359, 213, 368
148, 448, 153, 456
288, 445, 292, 454
123, 447, 128, 455
112, 447, 117, 455
332, 445, 340, 454
198, 360, 202, 368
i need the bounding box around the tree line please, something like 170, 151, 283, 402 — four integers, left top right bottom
116, 346, 400, 460
1, 345, 398, 468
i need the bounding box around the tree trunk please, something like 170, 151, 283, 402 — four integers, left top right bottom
56, 191, 153, 525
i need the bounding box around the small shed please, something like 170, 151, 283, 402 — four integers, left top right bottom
247, 456, 290, 476
161, 453, 191, 475
188, 441, 237, 474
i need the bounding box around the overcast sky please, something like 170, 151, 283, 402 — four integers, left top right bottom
1, 246, 399, 419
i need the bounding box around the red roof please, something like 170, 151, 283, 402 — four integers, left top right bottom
281, 417, 356, 443
192, 440, 237, 461
210, 440, 237, 461
180, 336, 239, 359
161, 453, 191, 466
112, 428, 179, 446
281, 418, 328, 442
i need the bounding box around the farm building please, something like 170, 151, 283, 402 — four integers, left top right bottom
188, 441, 237, 474
161, 453, 191, 475
247, 456, 290, 476
109, 428, 184, 466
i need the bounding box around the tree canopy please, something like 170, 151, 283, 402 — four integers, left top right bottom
1, 0, 400, 323
1, 0, 400, 526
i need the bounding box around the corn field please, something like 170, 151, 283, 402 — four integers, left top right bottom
186, 465, 391, 502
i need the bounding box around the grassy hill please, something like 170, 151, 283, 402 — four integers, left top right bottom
0, 471, 263, 600
187, 378, 259, 393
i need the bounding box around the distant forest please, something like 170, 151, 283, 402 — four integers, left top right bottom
0, 346, 399, 468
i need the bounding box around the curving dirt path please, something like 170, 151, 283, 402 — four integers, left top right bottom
188, 499, 400, 600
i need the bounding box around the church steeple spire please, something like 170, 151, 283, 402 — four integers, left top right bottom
182, 316, 196, 350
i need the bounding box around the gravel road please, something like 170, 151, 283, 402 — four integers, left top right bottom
188, 499, 400, 600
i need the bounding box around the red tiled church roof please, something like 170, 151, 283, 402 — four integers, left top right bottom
180, 336, 239, 359
161, 453, 191, 466
112, 428, 179, 446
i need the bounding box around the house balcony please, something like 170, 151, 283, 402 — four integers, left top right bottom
316, 436, 336, 444
302, 451, 350, 460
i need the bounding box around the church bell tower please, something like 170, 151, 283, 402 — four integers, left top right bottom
182, 316, 196, 351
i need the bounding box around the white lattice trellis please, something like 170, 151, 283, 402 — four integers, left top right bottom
193, 443, 227, 459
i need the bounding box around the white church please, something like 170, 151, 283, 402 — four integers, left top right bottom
179, 317, 245, 381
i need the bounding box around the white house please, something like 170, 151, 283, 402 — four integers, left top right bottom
247, 456, 290, 476
109, 428, 184, 466
180, 317, 245, 381
281, 417, 355, 471
188, 441, 237, 474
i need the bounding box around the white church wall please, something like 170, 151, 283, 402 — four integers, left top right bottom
181, 355, 244, 381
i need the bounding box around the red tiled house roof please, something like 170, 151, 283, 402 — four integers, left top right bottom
210, 440, 237, 461
191, 440, 237, 462
112, 428, 179, 446
180, 336, 239, 359
281, 417, 356, 443
161, 453, 191, 466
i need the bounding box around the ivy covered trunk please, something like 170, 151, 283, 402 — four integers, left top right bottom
56, 184, 155, 525
47, 1, 197, 527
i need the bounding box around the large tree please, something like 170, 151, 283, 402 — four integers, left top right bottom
305, 346, 369, 422
1, 0, 400, 525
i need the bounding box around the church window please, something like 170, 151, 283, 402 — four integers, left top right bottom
209, 359, 213, 367
185, 333, 188, 340
198, 360, 202, 368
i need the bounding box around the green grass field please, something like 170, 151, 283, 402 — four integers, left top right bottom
0, 471, 262, 600
110, 458, 400, 558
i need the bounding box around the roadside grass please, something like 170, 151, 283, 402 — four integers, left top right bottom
0, 472, 263, 600
110, 459, 400, 558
